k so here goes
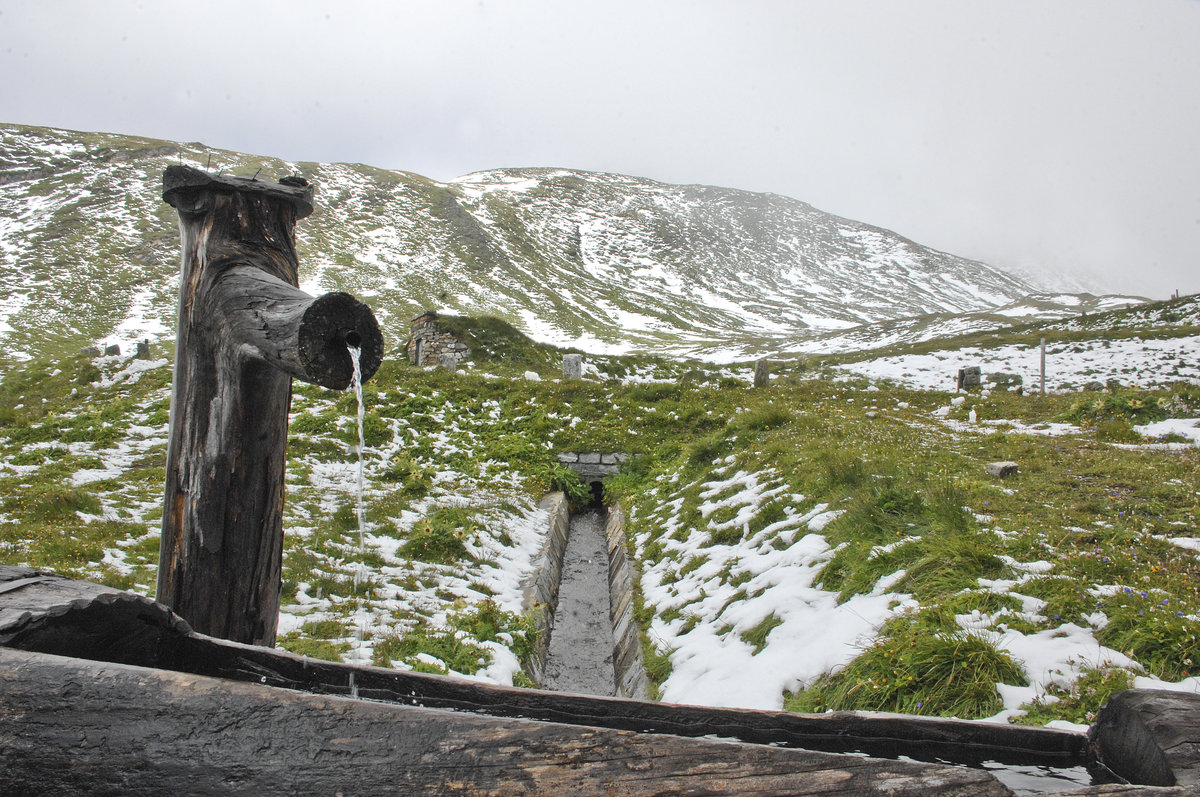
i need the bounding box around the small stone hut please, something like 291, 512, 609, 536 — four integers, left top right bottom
406, 311, 470, 367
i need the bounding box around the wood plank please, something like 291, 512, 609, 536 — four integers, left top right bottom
0, 647, 1013, 796
1051, 787, 1200, 795
169, 630, 1090, 770
0, 565, 1091, 771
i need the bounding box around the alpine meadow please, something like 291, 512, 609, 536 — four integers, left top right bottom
1, 122, 1198, 730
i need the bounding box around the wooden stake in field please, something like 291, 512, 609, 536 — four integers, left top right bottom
1040, 337, 1046, 395
156, 166, 383, 646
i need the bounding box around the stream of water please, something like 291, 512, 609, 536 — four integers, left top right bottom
348, 345, 366, 591
347, 345, 369, 664
544, 510, 616, 696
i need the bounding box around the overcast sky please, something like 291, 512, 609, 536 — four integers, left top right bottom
2, 0, 1198, 299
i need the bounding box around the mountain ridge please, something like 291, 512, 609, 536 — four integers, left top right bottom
0, 123, 1144, 367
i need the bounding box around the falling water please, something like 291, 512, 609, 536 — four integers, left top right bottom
349, 345, 366, 591
347, 344, 371, 670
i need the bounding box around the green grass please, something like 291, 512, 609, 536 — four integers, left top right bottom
450, 599, 541, 666
278, 634, 352, 662
1, 307, 1198, 722
740, 613, 783, 655
1014, 667, 1135, 726
400, 506, 479, 564
371, 613, 499, 675
786, 614, 1028, 718
1097, 589, 1200, 680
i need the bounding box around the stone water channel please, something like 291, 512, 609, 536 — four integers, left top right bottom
543, 510, 615, 695
526, 452, 648, 697
527, 485, 647, 699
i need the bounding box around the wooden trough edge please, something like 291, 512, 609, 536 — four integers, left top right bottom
0, 565, 1084, 764
2, 565, 1199, 794
3, 645, 1016, 796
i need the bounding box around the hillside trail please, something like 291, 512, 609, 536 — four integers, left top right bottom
543, 510, 616, 695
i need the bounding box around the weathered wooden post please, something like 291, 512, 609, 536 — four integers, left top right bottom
156, 166, 384, 646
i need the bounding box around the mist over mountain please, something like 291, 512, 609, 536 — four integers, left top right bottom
0, 124, 1142, 366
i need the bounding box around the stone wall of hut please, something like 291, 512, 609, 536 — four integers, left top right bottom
406, 311, 470, 367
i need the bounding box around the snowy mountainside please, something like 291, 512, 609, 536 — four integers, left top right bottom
0, 123, 1139, 367
778, 292, 1150, 357
443, 168, 1038, 354
829, 293, 1200, 393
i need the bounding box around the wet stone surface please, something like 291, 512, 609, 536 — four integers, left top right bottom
544, 511, 616, 696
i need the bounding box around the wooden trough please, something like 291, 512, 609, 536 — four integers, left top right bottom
4, 565, 1200, 795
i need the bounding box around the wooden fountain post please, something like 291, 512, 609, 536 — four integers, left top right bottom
156, 166, 383, 646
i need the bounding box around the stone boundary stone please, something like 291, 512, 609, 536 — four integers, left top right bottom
986, 461, 1019, 478
754, 358, 770, 388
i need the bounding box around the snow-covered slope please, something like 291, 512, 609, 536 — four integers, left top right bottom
441, 168, 1039, 357
0, 124, 1141, 366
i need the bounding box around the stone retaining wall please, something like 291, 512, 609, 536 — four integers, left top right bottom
521, 493, 570, 686
605, 504, 648, 699
522, 493, 647, 698
557, 451, 630, 480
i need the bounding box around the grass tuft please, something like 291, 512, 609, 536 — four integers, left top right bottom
786, 615, 1027, 718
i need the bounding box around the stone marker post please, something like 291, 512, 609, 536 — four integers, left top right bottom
956, 366, 981, 391
563, 353, 583, 380
1040, 337, 1046, 395
753, 358, 770, 388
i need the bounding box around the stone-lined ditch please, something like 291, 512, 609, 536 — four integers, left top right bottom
523, 492, 646, 698
544, 510, 614, 694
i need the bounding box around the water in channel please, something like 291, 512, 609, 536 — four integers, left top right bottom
544, 510, 616, 696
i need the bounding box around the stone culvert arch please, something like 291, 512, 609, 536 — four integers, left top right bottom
557, 452, 630, 505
